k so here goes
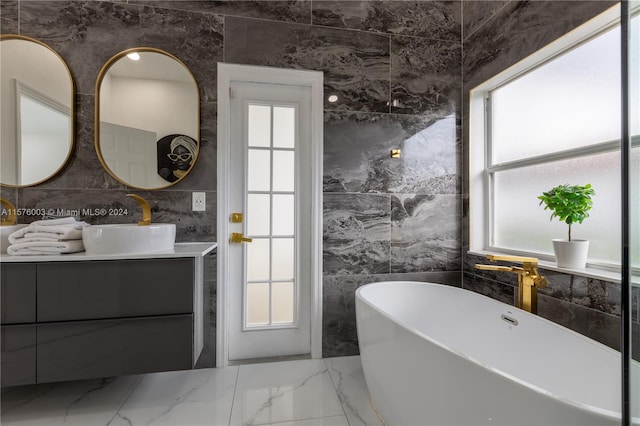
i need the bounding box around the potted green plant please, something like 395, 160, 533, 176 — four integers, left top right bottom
538, 183, 595, 269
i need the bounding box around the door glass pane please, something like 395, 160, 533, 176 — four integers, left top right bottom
273, 150, 294, 191
248, 149, 270, 191
273, 106, 295, 148
247, 194, 270, 236
272, 282, 294, 324
246, 238, 270, 281
248, 104, 271, 147
272, 238, 294, 280
272, 194, 294, 236
246, 283, 269, 326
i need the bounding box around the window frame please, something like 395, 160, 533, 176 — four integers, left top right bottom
469, 4, 625, 278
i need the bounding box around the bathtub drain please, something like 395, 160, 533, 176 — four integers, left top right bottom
501, 314, 518, 326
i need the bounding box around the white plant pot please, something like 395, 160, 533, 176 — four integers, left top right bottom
552, 239, 589, 269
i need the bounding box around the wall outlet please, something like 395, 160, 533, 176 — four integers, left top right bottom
192, 192, 206, 211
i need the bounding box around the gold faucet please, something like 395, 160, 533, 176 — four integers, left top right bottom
126, 194, 152, 226
475, 254, 548, 314
0, 198, 18, 226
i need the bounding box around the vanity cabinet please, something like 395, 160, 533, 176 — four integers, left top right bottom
1, 257, 202, 387
1, 264, 36, 386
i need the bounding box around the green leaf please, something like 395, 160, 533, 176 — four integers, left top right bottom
537, 184, 595, 241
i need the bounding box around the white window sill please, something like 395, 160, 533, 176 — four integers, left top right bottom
468, 250, 639, 286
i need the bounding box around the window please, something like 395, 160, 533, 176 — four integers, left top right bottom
470, 5, 640, 270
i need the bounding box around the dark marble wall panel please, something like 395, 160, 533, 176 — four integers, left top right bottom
390, 35, 461, 116
463, 0, 616, 88
129, 1, 311, 24
311, 1, 461, 41
18, 1, 224, 99
323, 193, 391, 276
461, 0, 508, 41
323, 112, 458, 194
537, 272, 622, 317
0, 1, 19, 33
224, 16, 390, 113
391, 194, 460, 273
323, 271, 461, 357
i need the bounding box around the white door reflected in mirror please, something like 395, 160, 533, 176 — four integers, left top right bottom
0, 35, 74, 187
96, 49, 200, 189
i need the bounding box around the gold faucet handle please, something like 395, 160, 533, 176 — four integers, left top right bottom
486, 254, 539, 264
532, 267, 548, 288
475, 264, 517, 272
126, 194, 152, 226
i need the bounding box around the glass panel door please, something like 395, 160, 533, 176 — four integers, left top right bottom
227, 78, 312, 362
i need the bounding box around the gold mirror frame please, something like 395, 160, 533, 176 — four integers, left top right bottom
95, 47, 200, 190
0, 34, 75, 188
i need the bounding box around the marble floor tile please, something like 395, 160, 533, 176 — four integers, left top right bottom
1, 375, 142, 426
109, 367, 238, 426
230, 359, 344, 426
324, 357, 383, 426
1, 357, 377, 426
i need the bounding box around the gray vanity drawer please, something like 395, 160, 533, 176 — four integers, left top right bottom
37, 314, 193, 384
37, 258, 194, 322
1, 325, 36, 386
1, 263, 36, 324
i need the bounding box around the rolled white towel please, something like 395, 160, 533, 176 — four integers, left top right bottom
30, 217, 80, 226
6, 240, 85, 256
8, 224, 86, 244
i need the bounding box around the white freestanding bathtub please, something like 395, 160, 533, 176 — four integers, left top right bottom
356, 281, 638, 426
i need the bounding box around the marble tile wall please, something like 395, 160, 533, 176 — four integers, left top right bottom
461, 0, 639, 360
1, 0, 463, 361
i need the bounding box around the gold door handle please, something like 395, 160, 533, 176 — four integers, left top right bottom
230, 232, 252, 244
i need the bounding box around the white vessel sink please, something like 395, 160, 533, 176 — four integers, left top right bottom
0, 224, 27, 254
82, 223, 176, 255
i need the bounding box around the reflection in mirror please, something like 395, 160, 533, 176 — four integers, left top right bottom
96, 48, 199, 189
0, 35, 74, 187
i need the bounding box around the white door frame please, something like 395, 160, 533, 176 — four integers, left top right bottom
217, 63, 323, 367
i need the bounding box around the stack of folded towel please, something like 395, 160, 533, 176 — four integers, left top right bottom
7, 217, 88, 256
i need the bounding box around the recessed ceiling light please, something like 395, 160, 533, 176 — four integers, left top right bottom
328, 94, 338, 103
127, 52, 141, 61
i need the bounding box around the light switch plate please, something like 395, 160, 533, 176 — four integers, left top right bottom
192, 192, 206, 211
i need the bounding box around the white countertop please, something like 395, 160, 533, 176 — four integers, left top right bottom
0, 242, 217, 263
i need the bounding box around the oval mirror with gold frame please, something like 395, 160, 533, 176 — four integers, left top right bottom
95, 48, 200, 189
0, 34, 75, 187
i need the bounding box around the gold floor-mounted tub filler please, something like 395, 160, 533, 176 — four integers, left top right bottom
475, 254, 548, 314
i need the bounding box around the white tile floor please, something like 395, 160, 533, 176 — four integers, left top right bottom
1, 356, 383, 426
